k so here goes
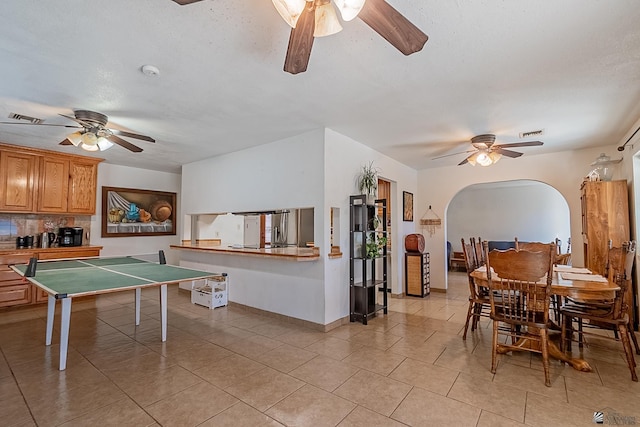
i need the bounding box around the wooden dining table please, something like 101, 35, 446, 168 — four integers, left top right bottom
470, 265, 620, 372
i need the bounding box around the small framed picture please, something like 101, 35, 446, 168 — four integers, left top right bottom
403, 191, 414, 222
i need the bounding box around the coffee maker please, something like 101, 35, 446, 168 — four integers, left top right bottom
58, 227, 83, 246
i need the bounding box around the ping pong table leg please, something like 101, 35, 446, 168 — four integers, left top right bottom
46, 295, 55, 345
160, 284, 167, 342
135, 288, 141, 326
59, 298, 72, 371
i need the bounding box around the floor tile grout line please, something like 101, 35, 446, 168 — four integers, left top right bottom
0, 345, 38, 426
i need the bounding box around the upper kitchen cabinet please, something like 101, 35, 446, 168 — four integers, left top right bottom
67, 160, 99, 214
0, 143, 102, 214
0, 150, 38, 212
37, 156, 70, 212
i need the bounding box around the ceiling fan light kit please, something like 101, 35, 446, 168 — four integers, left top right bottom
468, 150, 500, 167
431, 133, 543, 166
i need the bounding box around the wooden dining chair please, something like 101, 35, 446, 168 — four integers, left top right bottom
560, 241, 638, 381
484, 241, 556, 386
515, 239, 555, 253
461, 238, 491, 340
472, 237, 485, 266
515, 238, 564, 320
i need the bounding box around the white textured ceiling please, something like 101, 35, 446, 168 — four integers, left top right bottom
0, 0, 639, 173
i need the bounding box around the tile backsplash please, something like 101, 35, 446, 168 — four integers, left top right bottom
0, 214, 91, 249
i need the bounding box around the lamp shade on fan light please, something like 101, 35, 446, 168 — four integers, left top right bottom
314, 1, 342, 37
66, 131, 83, 146
272, 0, 306, 28
66, 131, 114, 152
468, 150, 501, 167
333, 0, 366, 21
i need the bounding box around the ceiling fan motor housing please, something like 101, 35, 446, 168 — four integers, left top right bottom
471, 134, 496, 149
74, 110, 108, 127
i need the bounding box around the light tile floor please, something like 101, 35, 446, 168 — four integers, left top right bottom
1, 272, 638, 426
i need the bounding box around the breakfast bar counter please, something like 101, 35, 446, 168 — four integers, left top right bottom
170, 242, 320, 261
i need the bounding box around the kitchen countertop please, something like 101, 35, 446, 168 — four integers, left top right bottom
170, 242, 320, 261
0, 246, 104, 256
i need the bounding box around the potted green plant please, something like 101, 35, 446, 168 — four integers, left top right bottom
357, 161, 379, 204
365, 233, 387, 258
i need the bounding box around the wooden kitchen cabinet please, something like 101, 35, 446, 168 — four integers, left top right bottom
37, 156, 70, 212
0, 142, 102, 214
0, 253, 34, 307
0, 150, 38, 212
67, 160, 98, 214
0, 247, 102, 307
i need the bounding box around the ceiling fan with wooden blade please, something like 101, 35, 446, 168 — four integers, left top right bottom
172, 0, 428, 74
282, 0, 428, 74
431, 134, 543, 166
1, 110, 154, 153
284, 3, 316, 74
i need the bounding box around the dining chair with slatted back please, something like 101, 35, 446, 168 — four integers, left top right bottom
461, 238, 490, 340
484, 241, 556, 386
560, 241, 638, 381
474, 237, 485, 266
517, 240, 564, 320
469, 237, 479, 266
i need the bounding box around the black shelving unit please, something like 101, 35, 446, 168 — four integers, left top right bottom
349, 195, 388, 324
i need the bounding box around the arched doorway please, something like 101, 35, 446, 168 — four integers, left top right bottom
446, 179, 571, 279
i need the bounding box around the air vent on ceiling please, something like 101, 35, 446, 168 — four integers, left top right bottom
519, 129, 544, 139
8, 113, 43, 124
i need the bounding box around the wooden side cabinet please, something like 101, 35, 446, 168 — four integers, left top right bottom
405, 252, 430, 297
581, 180, 630, 275
0, 151, 38, 212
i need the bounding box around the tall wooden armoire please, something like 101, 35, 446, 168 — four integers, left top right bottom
581, 180, 630, 275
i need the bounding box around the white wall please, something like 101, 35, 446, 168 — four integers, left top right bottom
179, 128, 418, 325
91, 163, 182, 264
180, 129, 327, 324
418, 145, 618, 291
323, 129, 417, 323
181, 129, 325, 214
447, 180, 571, 253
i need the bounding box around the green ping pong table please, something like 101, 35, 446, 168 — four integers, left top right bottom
12, 255, 224, 370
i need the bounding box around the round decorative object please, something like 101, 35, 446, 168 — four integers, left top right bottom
405, 233, 425, 253
150, 200, 172, 222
